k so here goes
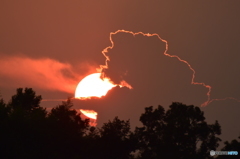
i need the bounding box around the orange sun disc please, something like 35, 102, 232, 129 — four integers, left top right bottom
80, 109, 98, 120
75, 73, 116, 99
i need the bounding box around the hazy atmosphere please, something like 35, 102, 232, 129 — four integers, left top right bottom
1, 0, 240, 151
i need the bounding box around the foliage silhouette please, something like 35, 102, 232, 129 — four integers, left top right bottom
47, 98, 90, 158
216, 136, 240, 159
9, 88, 42, 112
135, 102, 221, 159
0, 88, 234, 159
0, 88, 90, 159
0, 88, 47, 158
97, 116, 136, 159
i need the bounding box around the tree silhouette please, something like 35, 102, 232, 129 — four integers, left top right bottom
0, 88, 90, 158
46, 98, 90, 158
9, 88, 42, 112
0, 98, 11, 157
217, 136, 240, 159
135, 102, 221, 159
48, 98, 89, 135
0, 88, 225, 159
0, 98, 9, 122
0, 88, 47, 158
97, 116, 135, 159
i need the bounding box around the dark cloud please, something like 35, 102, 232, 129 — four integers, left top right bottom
74, 31, 208, 127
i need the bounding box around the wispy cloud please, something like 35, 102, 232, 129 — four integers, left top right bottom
0, 54, 96, 94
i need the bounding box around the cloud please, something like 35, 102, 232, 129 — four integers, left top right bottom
74, 31, 208, 127
0, 54, 96, 94
101, 31, 207, 105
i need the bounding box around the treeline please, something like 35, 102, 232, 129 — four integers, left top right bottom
0, 88, 239, 159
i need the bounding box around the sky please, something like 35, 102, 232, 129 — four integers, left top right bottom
1, 0, 240, 148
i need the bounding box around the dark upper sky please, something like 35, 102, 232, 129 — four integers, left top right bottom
1, 0, 240, 148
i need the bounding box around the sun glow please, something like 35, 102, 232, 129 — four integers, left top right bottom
80, 109, 98, 120
80, 109, 98, 126
74, 72, 130, 127
75, 73, 116, 99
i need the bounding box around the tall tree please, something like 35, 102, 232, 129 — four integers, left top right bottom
135, 102, 221, 159
0, 98, 9, 122
0, 98, 11, 157
217, 136, 240, 159
48, 98, 89, 136
47, 98, 90, 158
97, 116, 135, 159
0, 88, 47, 159
8, 88, 42, 112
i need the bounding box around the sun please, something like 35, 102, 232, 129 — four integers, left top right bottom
79, 109, 98, 126
75, 73, 116, 99
75, 72, 132, 126
80, 109, 97, 119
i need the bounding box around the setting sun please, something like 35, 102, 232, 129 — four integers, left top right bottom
80, 109, 97, 119
75, 73, 116, 99
80, 109, 98, 126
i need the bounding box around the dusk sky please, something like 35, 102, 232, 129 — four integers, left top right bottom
1, 1, 240, 149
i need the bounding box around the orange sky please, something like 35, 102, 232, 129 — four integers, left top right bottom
0, 1, 240, 148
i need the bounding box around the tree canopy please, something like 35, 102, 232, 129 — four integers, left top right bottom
135, 102, 221, 159
0, 88, 238, 159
